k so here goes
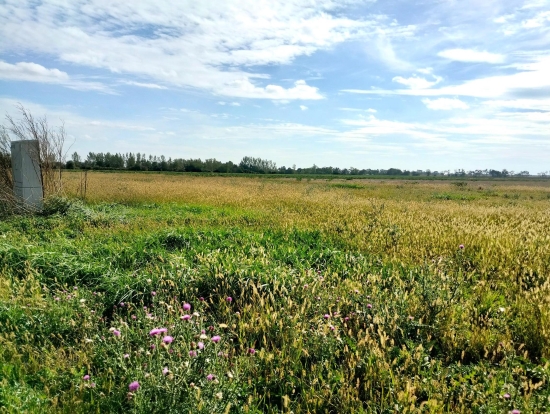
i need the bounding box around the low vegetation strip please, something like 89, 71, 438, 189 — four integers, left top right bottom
0, 175, 549, 412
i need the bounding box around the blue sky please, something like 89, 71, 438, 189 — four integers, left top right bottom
1, 0, 549, 172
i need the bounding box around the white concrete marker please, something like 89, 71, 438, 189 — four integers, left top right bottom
11, 140, 43, 210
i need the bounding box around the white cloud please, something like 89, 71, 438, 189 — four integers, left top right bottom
438, 49, 505, 64
300, 105, 308, 111
422, 98, 470, 110
0, 60, 112, 92
392, 74, 442, 89
230, 102, 241, 106
122, 81, 167, 89
217, 79, 323, 100
0, 0, 395, 99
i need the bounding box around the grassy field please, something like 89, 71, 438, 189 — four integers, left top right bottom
1, 172, 549, 413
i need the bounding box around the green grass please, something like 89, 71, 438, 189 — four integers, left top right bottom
0, 194, 549, 413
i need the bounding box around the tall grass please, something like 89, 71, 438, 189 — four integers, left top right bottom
0, 173, 549, 412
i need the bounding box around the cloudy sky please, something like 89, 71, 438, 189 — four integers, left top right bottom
1, 0, 549, 172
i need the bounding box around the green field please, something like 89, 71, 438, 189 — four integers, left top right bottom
1, 172, 549, 413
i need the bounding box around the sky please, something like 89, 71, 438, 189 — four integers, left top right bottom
1, 0, 549, 173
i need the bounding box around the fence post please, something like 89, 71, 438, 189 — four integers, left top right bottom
11, 140, 43, 210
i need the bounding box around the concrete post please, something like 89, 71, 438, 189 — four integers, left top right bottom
11, 140, 43, 210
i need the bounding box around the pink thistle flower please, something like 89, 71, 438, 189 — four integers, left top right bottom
459, 244, 464, 249
151, 291, 156, 296
181, 314, 191, 321
54, 297, 60, 301
503, 393, 510, 399
120, 302, 125, 307
163, 336, 174, 344
189, 350, 197, 357
324, 314, 330, 319
131, 315, 137, 320
83, 375, 90, 381
226, 297, 232, 303
128, 381, 140, 392
150, 344, 155, 350
199, 297, 205, 301
149, 328, 167, 336
303, 284, 308, 289
344, 317, 350, 322
206, 374, 214, 381
511, 410, 520, 414
330, 325, 335, 331
211, 335, 221, 343
113, 329, 121, 337
162, 367, 169, 376
124, 354, 130, 359
201, 329, 206, 334
198, 342, 204, 350
248, 348, 256, 355
183, 303, 191, 311
367, 304, 372, 309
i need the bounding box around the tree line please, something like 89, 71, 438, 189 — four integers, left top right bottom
64, 152, 542, 177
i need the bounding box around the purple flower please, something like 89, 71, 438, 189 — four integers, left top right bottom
248, 348, 256, 355
226, 297, 232, 303
183, 303, 191, 311
162, 367, 169, 376
54, 297, 60, 301
131, 315, 137, 320
459, 244, 464, 249
330, 325, 335, 331
367, 304, 372, 309
120, 302, 125, 307
189, 350, 197, 357
124, 354, 130, 359
150, 344, 156, 350
511, 410, 520, 414
324, 314, 330, 319
112, 329, 121, 337
151, 291, 156, 296
344, 317, 350, 322
163, 335, 174, 344
206, 374, 215, 381
199, 297, 205, 301
83, 375, 90, 381
211, 335, 221, 343
149, 328, 168, 336
198, 342, 204, 350
503, 393, 510, 399
181, 314, 191, 321
128, 381, 140, 392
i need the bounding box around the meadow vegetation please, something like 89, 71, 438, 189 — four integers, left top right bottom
1, 172, 549, 413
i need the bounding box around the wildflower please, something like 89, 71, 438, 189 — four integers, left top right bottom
162, 367, 169, 376
131, 315, 137, 320
55, 297, 60, 301
330, 325, 335, 331
304, 284, 308, 289
183, 303, 191, 311
206, 374, 215, 381
83, 375, 90, 381
189, 350, 197, 357
198, 342, 204, 350
511, 410, 520, 414
90, 382, 96, 388
503, 393, 510, 399
124, 354, 130, 359
354, 289, 359, 294
181, 314, 191, 321
150, 344, 155, 350
151, 291, 156, 296
324, 314, 330, 319
367, 304, 372, 309
112, 329, 121, 337
459, 244, 464, 249
248, 348, 256, 355
163, 336, 174, 344
128, 381, 140, 392
199, 297, 205, 301
120, 302, 124, 307
344, 317, 350, 322
74, 286, 78, 290
226, 297, 232, 303
149, 328, 168, 336
211, 335, 221, 343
